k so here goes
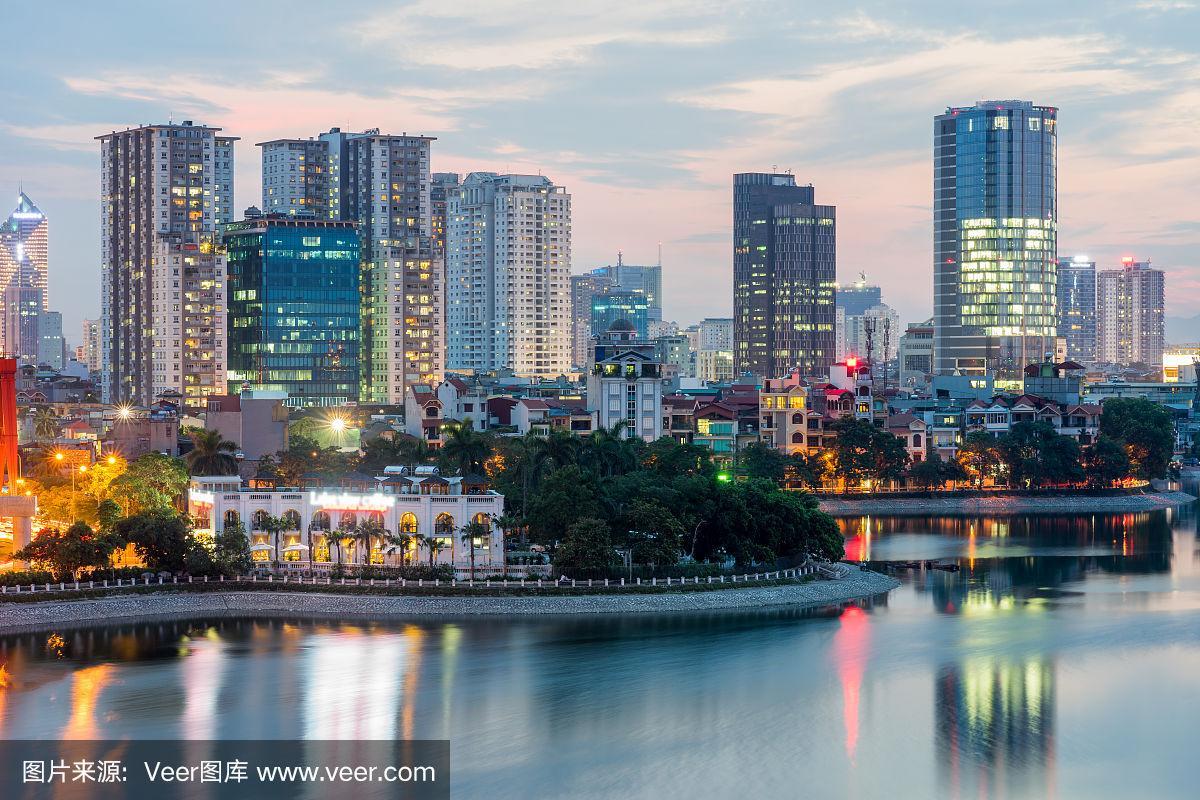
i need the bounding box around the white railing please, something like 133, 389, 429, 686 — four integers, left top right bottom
0, 565, 822, 596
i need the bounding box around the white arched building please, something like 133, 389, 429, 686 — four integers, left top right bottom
187, 473, 506, 573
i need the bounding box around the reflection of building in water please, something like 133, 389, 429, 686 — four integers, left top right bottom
936, 658, 1056, 798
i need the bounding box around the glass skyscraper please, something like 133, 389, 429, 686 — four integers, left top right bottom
223, 215, 360, 406
1056, 255, 1096, 364
591, 290, 650, 341
933, 100, 1058, 383
586, 254, 662, 321
733, 173, 836, 379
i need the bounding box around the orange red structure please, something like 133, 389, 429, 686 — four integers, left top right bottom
0, 357, 19, 490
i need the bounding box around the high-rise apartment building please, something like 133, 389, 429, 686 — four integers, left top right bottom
98, 121, 236, 410
1056, 255, 1097, 365
1097, 258, 1164, 368
933, 100, 1058, 382
585, 254, 662, 321
591, 289, 649, 341
0, 192, 49, 355
698, 317, 733, 351
733, 173, 836, 378
430, 173, 460, 256
260, 128, 442, 403
80, 318, 101, 374
258, 138, 329, 217
224, 214, 361, 406
570, 272, 615, 367
446, 172, 571, 378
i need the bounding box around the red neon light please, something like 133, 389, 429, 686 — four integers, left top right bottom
846, 356, 858, 368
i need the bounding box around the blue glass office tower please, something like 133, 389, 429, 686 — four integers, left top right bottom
591, 290, 650, 341
223, 215, 360, 406
933, 100, 1058, 383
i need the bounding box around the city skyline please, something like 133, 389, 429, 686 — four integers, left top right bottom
3, 2, 1199, 341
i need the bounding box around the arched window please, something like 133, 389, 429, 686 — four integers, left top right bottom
792, 412, 804, 425
791, 432, 804, 445
311, 511, 331, 530
912, 433, 922, 448
400, 513, 418, 534
252, 510, 271, 530
472, 512, 492, 533
223, 510, 240, 528
426, 405, 438, 417
435, 513, 455, 535
339, 512, 357, 529
282, 510, 301, 530
364, 510, 384, 526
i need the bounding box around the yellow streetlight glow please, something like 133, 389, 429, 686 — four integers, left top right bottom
54, 452, 64, 461
107, 456, 117, 465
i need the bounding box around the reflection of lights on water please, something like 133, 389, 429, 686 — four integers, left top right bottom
833, 606, 869, 762
62, 664, 114, 739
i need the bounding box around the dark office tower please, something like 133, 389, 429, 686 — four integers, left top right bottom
1056, 255, 1096, 364
733, 173, 836, 379
223, 215, 361, 406
933, 100, 1058, 383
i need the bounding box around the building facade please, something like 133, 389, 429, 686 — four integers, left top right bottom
98, 122, 236, 410
1057, 255, 1097, 365
591, 289, 649, 341
1, 192, 49, 359
933, 100, 1058, 382
698, 317, 734, 351
899, 318, 935, 387
836, 275, 882, 318
258, 138, 329, 217
695, 349, 734, 383
733, 173, 836, 379
1097, 258, 1165, 369
569, 273, 616, 367
586, 320, 663, 441
80, 319, 101, 374
585, 255, 662, 321
224, 215, 361, 405
446, 173, 571, 378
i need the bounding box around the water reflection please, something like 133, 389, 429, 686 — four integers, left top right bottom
937, 658, 1056, 799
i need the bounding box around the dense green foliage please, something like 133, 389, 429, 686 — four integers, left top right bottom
14, 522, 117, 580
1100, 398, 1176, 479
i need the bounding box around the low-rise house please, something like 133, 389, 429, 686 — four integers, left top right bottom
404, 385, 445, 447
886, 414, 927, 463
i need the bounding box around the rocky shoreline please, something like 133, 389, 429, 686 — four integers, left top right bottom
819, 490, 1196, 517
0, 566, 899, 633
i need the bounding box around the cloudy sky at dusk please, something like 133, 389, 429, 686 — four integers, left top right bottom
3, 0, 1199, 338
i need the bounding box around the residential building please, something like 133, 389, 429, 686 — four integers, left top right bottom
933, 100, 1058, 383
698, 317, 734, 351
447, 173, 571, 378
437, 377, 490, 431
430, 172, 459, 257
586, 319, 663, 441
204, 391, 289, 463
80, 319, 101, 374
899, 318, 934, 387
586, 253, 662, 321
102, 402, 180, 458
187, 474, 505, 573
569, 273, 616, 368
695, 349, 734, 383
733, 172, 836, 378
759, 369, 813, 455
655, 334, 693, 378
98, 121, 236, 410
648, 319, 678, 340
404, 384, 444, 447
1057, 255, 1097, 364
258, 138, 329, 217
886, 414, 927, 463
842, 303, 900, 365
1097, 258, 1165, 370
36, 311, 64, 370
592, 289, 649, 341
223, 214, 360, 406
837, 274, 881, 317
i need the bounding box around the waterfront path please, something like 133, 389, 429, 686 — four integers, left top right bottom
820, 490, 1196, 517
0, 566, 898, 632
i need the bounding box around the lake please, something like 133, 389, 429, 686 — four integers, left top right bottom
1, 501, 1198, 799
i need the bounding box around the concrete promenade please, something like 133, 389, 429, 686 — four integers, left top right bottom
819, 491, 1196, 517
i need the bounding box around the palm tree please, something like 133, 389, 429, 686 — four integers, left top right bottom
424, 536, 449, 569
262, 514, 288, 568
460, 519, 490, 580
334, 515, 357, 567
586, 421, 633, 477
186, 429, 240, 476
32, 408, 59, 441
441, 420, 491, 475
532, 429, 580, 470
396, 437, 431, 475
356, 515, 390, 566
385, 530, 413, 566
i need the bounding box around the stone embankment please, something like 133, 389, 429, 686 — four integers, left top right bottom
0, 566, 898, 633
819, 491, 1195, 517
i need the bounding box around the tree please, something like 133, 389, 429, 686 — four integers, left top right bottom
97, 499, 122, 533
957, 431, 1001, 486
828, 418, 909, 486
1100, 398, 1175, 480
112, 453, 190, 514
31, 408, 59, 441
359, 436, 405, 475
553, 518, 618, 576
14, 522, 116, 580
739, 441, 790, 482
620, 499, 683, 567
112, 511, 193, 573
214, 519, 252, 575
524, 465, 601, 544
355, 515, 389, 565
440, 420, 491, 475
908, 451, 949, 490
186, 429, 240, 476
460, 519, 490, 579
1083, 434, 1131, 487
421, 534, 449, 568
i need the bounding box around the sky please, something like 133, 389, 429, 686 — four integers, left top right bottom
2, 0, 1199, 343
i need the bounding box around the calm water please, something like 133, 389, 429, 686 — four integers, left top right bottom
1, 500, 1199, 799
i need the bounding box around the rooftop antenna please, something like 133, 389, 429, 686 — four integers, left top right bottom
617, 249, 623, 267
657, 242, 662, 267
